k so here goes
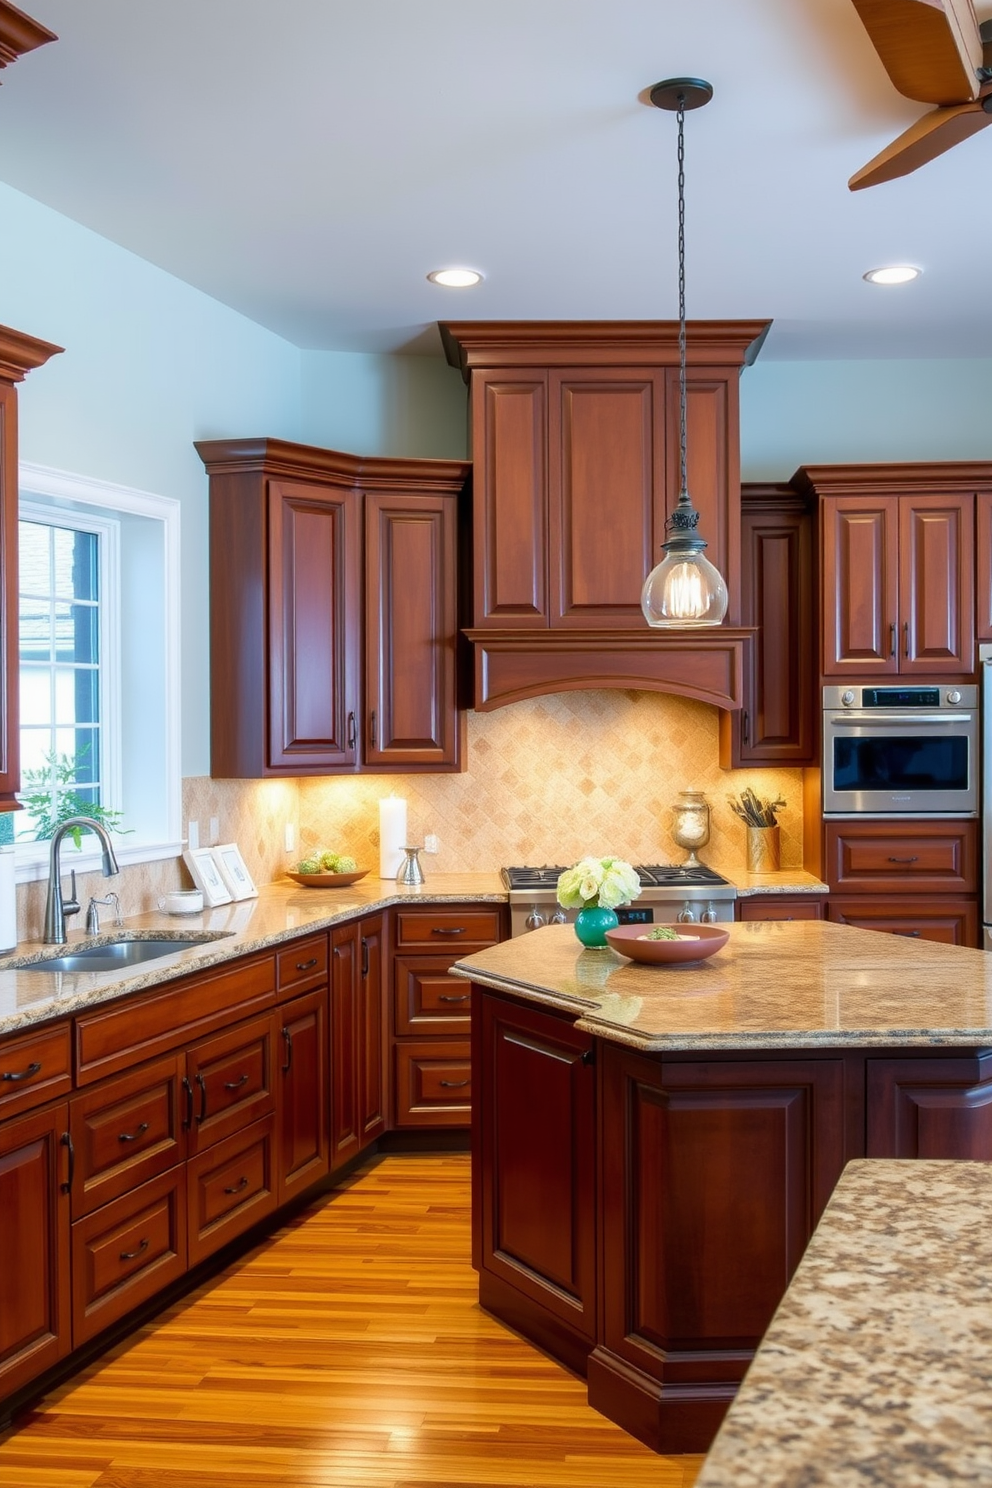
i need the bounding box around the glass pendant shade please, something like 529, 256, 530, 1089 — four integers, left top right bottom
641, 545, 729, 628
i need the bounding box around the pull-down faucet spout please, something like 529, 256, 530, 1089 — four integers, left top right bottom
43, 816, 120, 945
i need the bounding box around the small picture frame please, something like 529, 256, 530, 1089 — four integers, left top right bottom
212, 842, 258, 901
183, 847, 233, 907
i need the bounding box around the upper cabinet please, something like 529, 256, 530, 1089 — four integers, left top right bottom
195, 439, 469, 778
0, 326, 63, 810
796, 464, 983, 681
440, 321, 769, 713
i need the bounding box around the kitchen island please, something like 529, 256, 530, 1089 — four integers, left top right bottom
452, 921, 992, 1454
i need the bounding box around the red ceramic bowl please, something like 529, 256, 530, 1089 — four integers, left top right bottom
604, 923, 729, 965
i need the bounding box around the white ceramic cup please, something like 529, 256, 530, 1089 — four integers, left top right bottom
158, 889, 204, 915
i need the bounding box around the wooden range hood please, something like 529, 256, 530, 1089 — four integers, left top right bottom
441, 319, 769, 713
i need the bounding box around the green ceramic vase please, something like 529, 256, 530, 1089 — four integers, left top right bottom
574, 904, 619, 948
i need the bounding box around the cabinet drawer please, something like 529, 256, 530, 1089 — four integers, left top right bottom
276, 933, 328, 998
186, 1013, 276, 1156
70, 1167, 187, 1346
394, 955, 472, 1035
70, 1054, 185, 1220
394, 908, 502, 949
75, 954, 276, 1085
827, 896, 979, 947
394, 1041, 471, 1127
825, 820, 978, 895
737, 896, 825, 922
186, 1113, 277, 1266
0, 1021, 72, 1119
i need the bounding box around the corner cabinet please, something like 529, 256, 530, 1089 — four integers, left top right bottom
439, 320, 768, 713
0, 327, 63, 808
195, 438, 470, 777
794, 464, 981, 680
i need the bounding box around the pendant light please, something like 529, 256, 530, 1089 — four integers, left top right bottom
641, 78, 728, 629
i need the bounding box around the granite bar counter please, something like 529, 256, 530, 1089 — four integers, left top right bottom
696, 1159, 992, 1488
455, 920, 992, 1457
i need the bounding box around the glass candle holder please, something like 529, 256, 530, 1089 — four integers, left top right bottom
672, 789, 711, 868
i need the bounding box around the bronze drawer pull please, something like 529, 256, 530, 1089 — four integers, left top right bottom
440, 1078, 470, 1089
195, 1072, 208, 1123
224, 1073, 250, 1091
2, 1060, 41, 1083
347, 711, 357, 749
118, 1121, 150, 1144
224, 1175, 249, 1195
896, 929, 921, 937
889, 622, 896, 657
295, 957, 318, 972
887, 856, 919, 864
431, 927, 465, 936
120, 1238, 149, 1262
438, 993, 470, 1003
181, 1076, 193, 1130
281, 1026, 293, 1075
61, 1130, 74, 1193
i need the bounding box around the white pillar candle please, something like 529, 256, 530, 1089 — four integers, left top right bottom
379, 795, 407, 879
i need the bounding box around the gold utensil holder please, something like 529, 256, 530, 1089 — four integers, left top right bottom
746, 824, 780, 873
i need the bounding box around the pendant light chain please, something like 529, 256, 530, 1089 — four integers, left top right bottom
677, 93, 688, 504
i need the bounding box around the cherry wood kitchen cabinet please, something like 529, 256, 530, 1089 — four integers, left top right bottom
866, 1052, 992, 1158
976, 489, 992, 640
330, 915, 386, 1171
827, 895, 978, 946
795, 465, 978, 679
0, 1102, 71, 1398
391, 904, 506, 1128
736, 895, 825, 921
719, 483, 816, 767
277, 987, 329, 1203
196, 438, 469, 777
822, 818, 979, 947
0, 326, 63, 809
439, 320, 766, 713
473, 990, 596, 1376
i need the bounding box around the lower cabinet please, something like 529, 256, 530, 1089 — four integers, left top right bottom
827, 895, 978, 946
0, 1103, 71, 1399
330, 914, 386, 1171
277, 986, 330, 1203
867, 1052, 992, 1158
823, 818, 979, 947
736, 895, 825, 921
187, 1113, 277, 1267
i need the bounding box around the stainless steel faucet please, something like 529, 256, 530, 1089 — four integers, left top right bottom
44, 816, 121, 945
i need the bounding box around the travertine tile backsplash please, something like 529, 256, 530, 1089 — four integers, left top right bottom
14, 691, 804, 938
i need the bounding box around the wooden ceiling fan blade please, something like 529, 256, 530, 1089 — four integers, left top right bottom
849, 97, 992, 187
850, 0, 983, 103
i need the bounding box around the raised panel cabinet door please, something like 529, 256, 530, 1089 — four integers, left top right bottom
359, 915, 386, 1147
548, 368, 666, 628
821, 496, 899, 676
69, 1052, 186, 1220
826, 896, 979, 947
476, 994, 596, 1347
277, 986, 329, 1204
899, 493, 975, 675
825, 819, 978, 895
721, 494, 815, 766
471, 371, 549, 627
329, 921, 361, 1172
184, 1012, 277, 1157
266, 479, 361, 770
363, 491, 460, 769
0, 1102, 71, 1397
665, 370, 739, 623
977, 492, 992, 642
591, 1048, 845, 1452
867, 1054, 992, 1159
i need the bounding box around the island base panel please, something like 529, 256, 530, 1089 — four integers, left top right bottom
478, 1269, 592, 1379
587, 1345, 737, 1455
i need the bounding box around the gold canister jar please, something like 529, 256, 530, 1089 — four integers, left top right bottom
672, 789, 711, 867
746, 823, 781, 872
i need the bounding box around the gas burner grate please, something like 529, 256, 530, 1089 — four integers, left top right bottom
501, 866, 568, 890
502, 863, 730, 891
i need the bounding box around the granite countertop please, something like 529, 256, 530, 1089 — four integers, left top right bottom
0, 873, 506, 1039
452, 920, 992, 1051
695, 1159, 992, 1487
729, 869, 828, 896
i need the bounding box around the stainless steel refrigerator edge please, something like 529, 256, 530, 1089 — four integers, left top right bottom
982, 644, 992, 949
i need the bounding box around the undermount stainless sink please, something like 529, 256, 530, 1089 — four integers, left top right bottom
16, 933, 231, 975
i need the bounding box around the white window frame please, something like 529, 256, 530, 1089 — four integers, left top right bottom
17, 462, 182, 882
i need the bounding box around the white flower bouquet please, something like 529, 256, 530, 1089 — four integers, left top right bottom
556, 856, 642, 911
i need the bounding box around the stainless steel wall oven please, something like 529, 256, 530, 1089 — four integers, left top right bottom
822, 684, 978, 817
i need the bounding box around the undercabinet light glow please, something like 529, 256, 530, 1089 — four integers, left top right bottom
427, 267, 483, 288
863, 264, 921, 285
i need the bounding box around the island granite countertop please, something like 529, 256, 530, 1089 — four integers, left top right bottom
452, 920, 992, 1051
694, 1158, 992, 1488
0, 873, 506, 1039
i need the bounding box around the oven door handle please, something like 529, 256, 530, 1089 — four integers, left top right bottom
829, 713, 971, 725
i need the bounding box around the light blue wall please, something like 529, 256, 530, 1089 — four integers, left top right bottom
740, 358, 992, 483
299, 349, 467, 459
0, 181, 302, 777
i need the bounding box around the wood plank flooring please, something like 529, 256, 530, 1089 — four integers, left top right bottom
0, 1154, 703, 1487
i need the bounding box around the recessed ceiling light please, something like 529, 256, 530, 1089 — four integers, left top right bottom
427, 268, 483, 288
863, 264, 921, 285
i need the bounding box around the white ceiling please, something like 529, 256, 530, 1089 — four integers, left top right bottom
0, 0, 990, 362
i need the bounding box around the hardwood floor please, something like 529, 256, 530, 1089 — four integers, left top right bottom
0, 1153, 703, 1487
